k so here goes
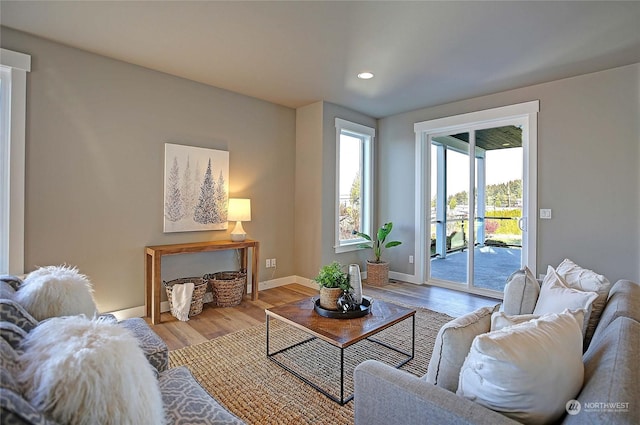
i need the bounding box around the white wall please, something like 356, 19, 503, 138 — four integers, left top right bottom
379, 63, 640, 283
1, 27, 296, 313
294, 101, 324, 278
294, 101, 377, 279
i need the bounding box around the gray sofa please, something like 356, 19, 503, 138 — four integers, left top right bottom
354, 279, 639, 425
0, 275, 244, 425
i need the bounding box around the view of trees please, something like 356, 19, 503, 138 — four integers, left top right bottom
430, 179, 524, 249
437, 179, 523, 210
486, 179, 522, 209
338, 171, 361, 240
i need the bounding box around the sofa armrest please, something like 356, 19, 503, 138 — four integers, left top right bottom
590, 280, 640, 346
118, 318, 169, 373
0, 300, 38, 333
0, 275, 23, 291
159, 366, 245, 424
354, 360, 520, 425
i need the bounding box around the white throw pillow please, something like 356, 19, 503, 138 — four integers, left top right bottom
532, 266, 597, 334
457, 312, 584, 425
555, 258, 611, 346
491, 311, 538, 331
18, 316, 165, 425
424, 304, 499, 392
15, 265, 98, 321
501, 266, 540, 315
491, 308, 586, 336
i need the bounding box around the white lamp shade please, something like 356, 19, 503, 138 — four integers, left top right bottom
228, 198, 251, 222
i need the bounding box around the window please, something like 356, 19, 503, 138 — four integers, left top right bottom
335, 118, 374, 253
0, 49, 30, 275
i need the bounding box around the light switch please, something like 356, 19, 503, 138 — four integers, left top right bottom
540, 209, 552, 219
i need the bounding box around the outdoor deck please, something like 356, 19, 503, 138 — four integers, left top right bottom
430, 246, 521, 292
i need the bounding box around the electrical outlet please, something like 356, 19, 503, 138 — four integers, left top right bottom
265, 259, 271, 268
271, 258, 276, 268
409, 255, 414, 264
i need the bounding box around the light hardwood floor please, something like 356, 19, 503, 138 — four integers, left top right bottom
148, 281, 500, 351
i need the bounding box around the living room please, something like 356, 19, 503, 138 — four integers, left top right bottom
2, 1, 638, 316
1, 2, 639, 424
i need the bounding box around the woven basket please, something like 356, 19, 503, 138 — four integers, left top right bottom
164, 277, 207, 317
365, 261, 389, 287
319, 287, 343, 310
204, 271, 247, 307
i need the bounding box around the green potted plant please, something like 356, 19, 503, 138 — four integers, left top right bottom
315, 261, 350, 310
356, 222, 402, 286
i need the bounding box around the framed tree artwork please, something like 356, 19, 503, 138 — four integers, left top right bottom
164, 143, 229, 233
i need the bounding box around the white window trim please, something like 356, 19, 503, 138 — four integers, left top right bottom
413, 101, 539, 295
334, 118, 375, 253
1, 48, 30, 275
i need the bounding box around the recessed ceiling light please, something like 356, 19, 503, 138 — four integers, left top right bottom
357, 72, 374, 80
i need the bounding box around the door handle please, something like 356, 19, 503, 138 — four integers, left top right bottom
518, 217, 526, 231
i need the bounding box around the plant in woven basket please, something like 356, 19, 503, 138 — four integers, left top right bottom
355, 222, 402, 287
315, 262, 351, 310
314, 261, 350, 290
355, 222, 402, 263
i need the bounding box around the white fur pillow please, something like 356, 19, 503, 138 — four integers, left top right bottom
15, 265, 98, 321
18, 316, 166, 425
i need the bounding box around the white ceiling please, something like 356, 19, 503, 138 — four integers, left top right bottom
2, 1, 639, 118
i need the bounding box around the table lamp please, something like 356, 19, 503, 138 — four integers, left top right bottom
228, 198, 251, 241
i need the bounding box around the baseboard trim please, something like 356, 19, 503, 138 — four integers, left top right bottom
109, 305, 148, 321
109, 275, 310, 321
294, 275, 317, 289
390, 271, 420, 284
109, 272, 417, 321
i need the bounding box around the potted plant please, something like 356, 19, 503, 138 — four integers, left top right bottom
315, 261, 350, 310
356, 222, 402, 286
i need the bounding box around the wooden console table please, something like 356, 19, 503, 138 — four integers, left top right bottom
145, 239, 259, 324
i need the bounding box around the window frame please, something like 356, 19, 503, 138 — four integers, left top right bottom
1, 48, 30, 275
334, 118, 375, 253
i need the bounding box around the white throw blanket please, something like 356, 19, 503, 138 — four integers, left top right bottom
170, 282, 194, 322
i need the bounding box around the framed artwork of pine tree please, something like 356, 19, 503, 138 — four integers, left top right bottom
163, 143, 229, 233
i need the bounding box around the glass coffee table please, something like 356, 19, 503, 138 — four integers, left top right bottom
265, 296, 416, 405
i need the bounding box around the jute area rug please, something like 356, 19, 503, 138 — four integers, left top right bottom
169, 304, 452, 425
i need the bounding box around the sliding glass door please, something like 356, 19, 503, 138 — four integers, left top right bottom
429, 132, 470, 286
414, 102, 538, 297
473, 127, 524, 292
